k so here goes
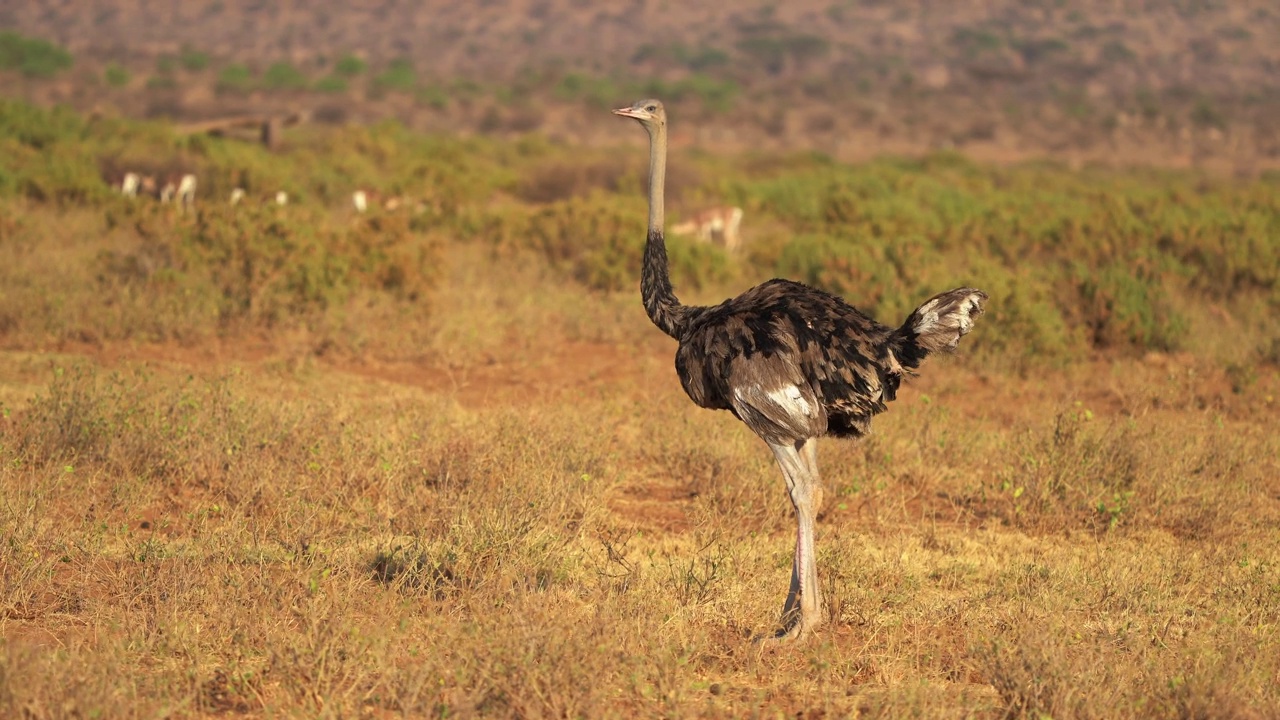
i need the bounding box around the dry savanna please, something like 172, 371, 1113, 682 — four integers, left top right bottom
0, 98, 1278, 718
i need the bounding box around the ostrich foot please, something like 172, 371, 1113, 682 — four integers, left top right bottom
754, 604, 824, 645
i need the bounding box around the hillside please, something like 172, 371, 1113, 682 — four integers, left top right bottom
2, 0, 1279, 172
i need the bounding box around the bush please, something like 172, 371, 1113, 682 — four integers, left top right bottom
415, 85, 448, 110
314, 75, 348, 93
525, 194, 646, 292
216, 63, 254, 94
334, 54, 366, 77
179, 47, 210, 71
102, 204, 443, 330
373, 59, 415, 94
263, 61, 308, 90
104, 63, 130, 88
0, 31, 73, 78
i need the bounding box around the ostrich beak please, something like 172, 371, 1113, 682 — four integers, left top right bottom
613, 106, 645, 120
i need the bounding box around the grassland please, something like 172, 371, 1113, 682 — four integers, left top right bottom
1, 100, 1278, 718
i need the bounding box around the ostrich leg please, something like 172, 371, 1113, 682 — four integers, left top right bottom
767, 439, 824, 640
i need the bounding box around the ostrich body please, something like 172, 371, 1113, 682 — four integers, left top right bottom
614, 99, 987, 640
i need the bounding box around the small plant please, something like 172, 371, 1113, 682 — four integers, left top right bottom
313, 75, 348, 93
1190, 97, 1226, 129
104, 63, 130, 88
216, 63, 254, 94
0, 31, 73, 78
662, 540, 730, 607
334, 53, 366, 77
373, 58, 415, 93
179, 47, 210, 71
262, 61, 308, 90
414, 84, 448, 110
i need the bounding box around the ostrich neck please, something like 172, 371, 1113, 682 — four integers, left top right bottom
641, 124, 690, 340
647, 125, 666, 231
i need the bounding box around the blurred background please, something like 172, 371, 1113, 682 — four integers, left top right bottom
2, 0, 1278, 174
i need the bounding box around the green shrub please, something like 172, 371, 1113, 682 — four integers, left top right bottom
179, 47, 210, 71
524, 194, 646, 292
314, 75, 348, 93
373, 59, 416, 93
263, 61, 308, 90
216, 63, 254, 94
104, 63, 130, 88
415, 85, 448, 110
0, 31, 73, 78
1074, 262, 1188, 351
335, 54, 366, 76
103, 204, 442, 329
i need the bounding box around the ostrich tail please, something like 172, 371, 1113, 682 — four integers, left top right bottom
892, 288, 987, 370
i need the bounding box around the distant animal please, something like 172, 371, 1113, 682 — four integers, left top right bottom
228, 187, 286, 207
120, 172, 141, 198
671, 206, 744, 252
103, 169, 141, 197
154, 172, 196, 211
175, 174, 197, 211
353, 189, 403, 213
614, 98, 987, 641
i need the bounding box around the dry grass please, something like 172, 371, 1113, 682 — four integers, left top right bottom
2, 235, 1278, 719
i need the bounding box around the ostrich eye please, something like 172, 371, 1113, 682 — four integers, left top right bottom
646, 105, 656, 112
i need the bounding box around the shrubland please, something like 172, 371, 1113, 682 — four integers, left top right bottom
1, 99, 1275, 367
0, 100, 1277, 718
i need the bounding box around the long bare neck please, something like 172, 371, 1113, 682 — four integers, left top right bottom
641, 123, 692, 339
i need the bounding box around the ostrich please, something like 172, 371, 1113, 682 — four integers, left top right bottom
614, 99, 987, 641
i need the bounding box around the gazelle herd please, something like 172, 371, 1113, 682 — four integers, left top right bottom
104, 169, 745, 249
106, 169, 198, 211
105, 169, 417, 216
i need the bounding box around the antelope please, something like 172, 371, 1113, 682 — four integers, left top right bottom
353, 189, 406, 213
103, 169, 142, 197
671, 206, 744, 252
155, 172, 196, 210
175, 174, 197, 210
120, 172, 141, 197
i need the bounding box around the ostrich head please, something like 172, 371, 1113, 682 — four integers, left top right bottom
612, 99, 666, 136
